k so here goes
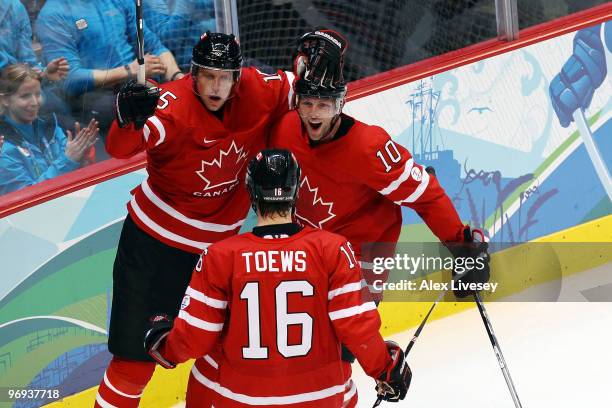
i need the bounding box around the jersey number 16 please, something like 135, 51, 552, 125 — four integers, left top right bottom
240, 280, 313, 359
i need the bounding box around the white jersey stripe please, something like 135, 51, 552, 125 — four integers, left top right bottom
186, 286, 228, 309
395, 168, 430, 204
204, 354, 219, 369
130, 197, 211, 250
141, 180, 246, 232
147, 116, 166, 147
103, 372, 142, 398
328, 281, 364, 300
191, 364, 345, 405
343, 380, 357, 402
378, 158, 414, 196
178, 310, 224, 332
95, 394, 118, 408
143, 124, 151, 142
285, 71, 295, 109
367, 284, 383, 294
329, 302, 377, 321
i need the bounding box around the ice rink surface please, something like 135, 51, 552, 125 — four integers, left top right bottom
352, 301, 612, 408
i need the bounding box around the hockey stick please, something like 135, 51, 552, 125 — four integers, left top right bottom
372, 290, 446, 407
135, 0, 145, 85
474, 292, 523, 408
405, 290, 446, 355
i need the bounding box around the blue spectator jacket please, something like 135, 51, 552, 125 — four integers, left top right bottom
0, 114, 79, 195
0, 0, 37, 68
36, 0, 168, 96
143, 0, 215, 71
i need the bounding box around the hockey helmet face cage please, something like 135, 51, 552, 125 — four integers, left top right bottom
246, 149, 301, 212
294, 77, 346, 119
191, 31, 242, 81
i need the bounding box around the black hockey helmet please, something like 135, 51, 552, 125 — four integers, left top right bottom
192, 31, 242, 74
246, 149, 301, 212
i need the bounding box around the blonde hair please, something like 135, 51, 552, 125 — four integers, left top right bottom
0, 64, 42, 115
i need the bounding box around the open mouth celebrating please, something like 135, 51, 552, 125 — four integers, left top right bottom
309, 121, 323, 130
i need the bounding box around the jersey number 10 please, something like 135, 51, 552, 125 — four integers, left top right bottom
240, 280, 313, 359
376, 140, 402, 173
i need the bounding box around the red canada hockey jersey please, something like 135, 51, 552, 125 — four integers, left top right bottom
106, 68, 292, 253
158, 226, 391, 407
269, 112, 465, 261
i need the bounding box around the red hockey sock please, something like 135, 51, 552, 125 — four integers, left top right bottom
94, 357, 156, 408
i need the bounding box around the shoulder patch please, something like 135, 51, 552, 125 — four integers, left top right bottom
410, 166, 422, 182
181, 295, 190, 310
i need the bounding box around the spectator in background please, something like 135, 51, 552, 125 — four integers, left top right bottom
143, 0, 216, 72
35, 0, 184, 130
0, 64, 98, 195
0, 0, 69, 80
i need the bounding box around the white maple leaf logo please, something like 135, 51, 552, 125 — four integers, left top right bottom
196, 141, 248, 191
295, 176, 336, 228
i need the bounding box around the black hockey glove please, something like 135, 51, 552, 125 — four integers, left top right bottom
144, 314, 176, 369
447, 227, 491, 298
115, 80, 160, 130
295, 29, 348, 87
375, 341, 412, 402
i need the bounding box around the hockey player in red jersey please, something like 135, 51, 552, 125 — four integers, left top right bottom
145, 149, 412, 407
269, 30, 490, 407
271, 30, 489, 293
95, 32, 342, 408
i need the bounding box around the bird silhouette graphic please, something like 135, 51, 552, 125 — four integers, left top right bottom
468, 106, 494, 114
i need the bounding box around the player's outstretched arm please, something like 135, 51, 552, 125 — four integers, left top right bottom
327, 240, 389, 375
326, 240, 411, 402
354, 127, 465, 242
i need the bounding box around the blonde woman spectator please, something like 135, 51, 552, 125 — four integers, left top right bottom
0, 64, 98, 195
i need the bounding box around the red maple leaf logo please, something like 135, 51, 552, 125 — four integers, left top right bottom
295, 176, 336, 228
195, 141, 249, 191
